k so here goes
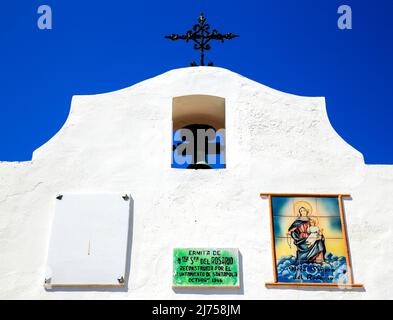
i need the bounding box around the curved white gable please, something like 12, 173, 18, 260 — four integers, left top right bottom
0, 67, 392, 299
32, 67, 363, 165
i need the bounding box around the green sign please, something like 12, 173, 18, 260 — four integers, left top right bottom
173, 248, 240, 288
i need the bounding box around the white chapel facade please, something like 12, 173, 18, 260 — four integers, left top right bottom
0, 67, 392, 299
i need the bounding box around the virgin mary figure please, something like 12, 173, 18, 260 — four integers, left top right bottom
287, 201, 326, 264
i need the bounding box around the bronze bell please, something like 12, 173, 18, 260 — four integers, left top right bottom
184, 124, 216, 170
187, 161, 212, 170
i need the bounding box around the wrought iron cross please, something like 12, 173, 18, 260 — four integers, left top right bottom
165, 13, 239, 66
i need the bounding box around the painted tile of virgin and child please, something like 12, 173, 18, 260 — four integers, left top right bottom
271, 196, 350, 284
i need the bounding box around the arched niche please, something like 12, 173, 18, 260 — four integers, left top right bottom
172, 95, 226, 170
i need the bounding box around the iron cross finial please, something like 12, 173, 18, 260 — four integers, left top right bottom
165, 12, 239, 66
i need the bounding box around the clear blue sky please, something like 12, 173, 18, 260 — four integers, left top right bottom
0, 0, 392, 163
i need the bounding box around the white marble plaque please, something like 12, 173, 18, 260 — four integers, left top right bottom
45, 193, 131, 288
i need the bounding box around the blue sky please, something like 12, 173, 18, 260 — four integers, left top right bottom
0, 0, 392, 163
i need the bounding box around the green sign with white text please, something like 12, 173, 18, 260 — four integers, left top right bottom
173, 248, 240, 288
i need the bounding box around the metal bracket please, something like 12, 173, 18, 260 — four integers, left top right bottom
117, 276, 125, 284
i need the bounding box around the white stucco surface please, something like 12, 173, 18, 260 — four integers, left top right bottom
0, 67, 392, 299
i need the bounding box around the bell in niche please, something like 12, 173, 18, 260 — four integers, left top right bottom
188, 161, 212, 170
181, 124, 219, 170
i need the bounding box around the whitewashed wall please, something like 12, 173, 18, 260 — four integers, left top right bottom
0, 67, 392, 299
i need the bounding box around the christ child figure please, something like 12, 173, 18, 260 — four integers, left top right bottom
306, 218, 323, 247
